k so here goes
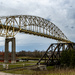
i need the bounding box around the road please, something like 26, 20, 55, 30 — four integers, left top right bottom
0, 72, 20, 75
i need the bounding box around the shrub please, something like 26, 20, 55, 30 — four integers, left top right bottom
60, 49, 75, 67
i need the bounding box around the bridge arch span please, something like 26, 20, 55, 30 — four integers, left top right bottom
0, 15, 71, 43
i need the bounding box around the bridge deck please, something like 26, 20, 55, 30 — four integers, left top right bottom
0, 24, 72, 43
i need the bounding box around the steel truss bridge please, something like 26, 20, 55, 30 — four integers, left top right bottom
0, 15, 74, 64
37, 43, 75, 66
0, 15, 72, 43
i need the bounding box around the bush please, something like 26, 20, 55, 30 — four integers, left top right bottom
60, 49, 75, 67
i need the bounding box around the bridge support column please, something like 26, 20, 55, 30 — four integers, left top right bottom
4, 37, 16, 63
11, 38, 16, 63
4, 38, 9, 63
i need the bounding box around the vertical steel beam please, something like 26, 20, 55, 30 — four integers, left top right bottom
45, 55, 46, 63
62, 44, 65, 50
58, 44, 60, 58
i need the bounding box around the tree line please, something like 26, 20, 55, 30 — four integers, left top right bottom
16, 49, 75, 67
16, 50, 45, 58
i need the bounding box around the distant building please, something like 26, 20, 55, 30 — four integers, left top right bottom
0, 52, 18, 62
0, 52, 4, 62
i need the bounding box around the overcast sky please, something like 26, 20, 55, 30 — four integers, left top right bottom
0, 0, 75, 52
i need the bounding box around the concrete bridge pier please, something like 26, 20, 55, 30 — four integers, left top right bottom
11, 38, 16, 63
4, 38, 9, 63
4, 37, 16, 63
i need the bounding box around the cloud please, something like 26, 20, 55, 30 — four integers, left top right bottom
0, 37, 5, 46
15, 33, 56, 46
0, 0, 75, 51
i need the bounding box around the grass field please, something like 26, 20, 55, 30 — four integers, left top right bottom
4, 67, 75, 75
0, 57, 75, 75
0, 60, 37, 70
0, 61, 75, 75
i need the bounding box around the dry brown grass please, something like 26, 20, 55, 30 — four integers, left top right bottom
4, 67, 75, 75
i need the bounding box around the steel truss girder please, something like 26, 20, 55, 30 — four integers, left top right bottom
0, 15, 72, 43
37, 43, 75, 65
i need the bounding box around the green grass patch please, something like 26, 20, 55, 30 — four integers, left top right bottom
17, 56, 40, 59
0, 60, 37, 70
13, 60, 38, 64
0, 65, 5, 70
47, 66, 54, 70
4, 69, 34, 74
